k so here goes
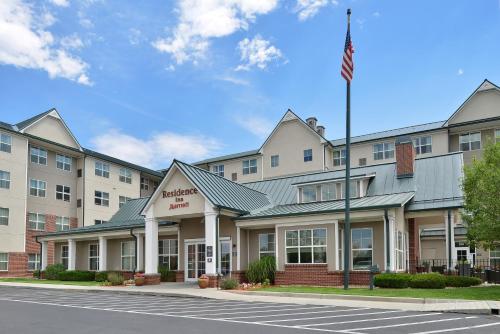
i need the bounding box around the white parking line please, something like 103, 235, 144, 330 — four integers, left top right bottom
409, 321, 500, 334
176, 305, 333, 316
301, 312, 441, 327
337, 316, 478, 333
258, 310, 402, 323
223, 308, 368, 320
160, 301, 273, 312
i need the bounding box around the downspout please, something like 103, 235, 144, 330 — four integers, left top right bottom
35, 236, 42, 278
447, 209, 452, 270
384, 209, 390, 273
130, 228, 138, 275
82, 155, 86, 227
216, 207, 221, 289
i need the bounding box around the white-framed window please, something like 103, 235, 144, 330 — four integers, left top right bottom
303, 149, 313, 162
94, 220, 107, 225
0, 253, 8, 271
28, 253, 40, 271
89, 244, 99, 271
242, 159, 257, 175
119, 168, 132, 184
333, 149, 346, 166
259, 233, 275, 258
28, 212, 45, 230
56, 154, 72, 171
301, 185, 317, 203
94, 191, 109, 206
459, 132, 481, 151
413, 136, 432, 155
270, 155, 279, 168
119, 196, 131, 208
495, 129, 500, 143
121, 241, 135, 271
158, 239, 178, 270
285, 228, 327, 264
29, 179, 46, 197
339, 181, 359, 199
321, 183, 337, 201
141, 177, 149, 190
0, 170, 10, 189
56, 185, 70, 202
0, 133, 12, 153
212, 165, 224, 177
95, 161, 110, 178
395, 230, 405, 271
56, 216, 70, 231
352, 228, 373, 270
338, 228, 344, 270
153, 180, 159, 190
61, 245, 69, 269
373, 142, 395, 160
0, 207, 9, 226
30, 146, 47, 165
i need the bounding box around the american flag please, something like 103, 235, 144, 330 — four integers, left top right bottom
341, 26, 354, 82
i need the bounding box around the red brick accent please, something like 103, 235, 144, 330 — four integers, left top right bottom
395, 139, 416, 178
0, 253, 30, 277
175, 270, 185, 282
70, 217, 78, 229
275, 264, 374, 286
207, 275, 219, 288
408, 218, 419, 273
144, 274, 161, 285
231, 271, 247, 283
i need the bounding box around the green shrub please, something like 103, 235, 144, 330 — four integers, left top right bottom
95, 271, 108, 282
107, 272, 124, 286
57, 270, 95, 281
246, 256, 276, 284
44, 263, 66, 280
445, 276, 482, 287
374, 273, 413, 288
409, 273, 446, 289
220, 278, 239, 290
158, 265, 176, 282
33, 270, 42, 279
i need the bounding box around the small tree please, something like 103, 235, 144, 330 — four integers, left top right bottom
462, 142, 500, 250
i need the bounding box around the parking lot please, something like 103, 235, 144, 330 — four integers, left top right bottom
0, 286, 499, 334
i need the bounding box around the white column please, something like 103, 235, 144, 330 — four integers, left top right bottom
445, 211, 456, 269
275, 225, 279, 270
236, 226, 241, 271
334, 220, 339, 271
204, 201, 217, 275
384, 214, 396, 272
136, 233, 144, 271
145, 217, 159, 274
98, 236, 107, 271
388, 217, 396, 272
41, 241, 48, 271
68, 239, 76, 271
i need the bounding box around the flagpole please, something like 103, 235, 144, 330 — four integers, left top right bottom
343, 8, 352, 290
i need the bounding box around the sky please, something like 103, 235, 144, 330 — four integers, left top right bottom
1, 0, 500, 170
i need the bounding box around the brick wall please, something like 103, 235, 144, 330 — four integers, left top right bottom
395, 140, 416, 178
175, 270, 184, 282
231, 270, 247, 283
408, 218, 419, 273
275, 264, 373, 286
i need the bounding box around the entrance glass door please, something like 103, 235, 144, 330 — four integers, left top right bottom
220, 241, 231, 276
186, 242, 205, 281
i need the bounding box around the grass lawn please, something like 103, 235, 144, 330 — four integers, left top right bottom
0, 277, 103, 286
257, 285, 500, 301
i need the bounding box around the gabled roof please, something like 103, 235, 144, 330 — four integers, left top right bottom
329, 120, 446, 147
16, 109, 54, 130
237, 192, 415, 220
143, 160, 272, 215
444, 79, 500, 126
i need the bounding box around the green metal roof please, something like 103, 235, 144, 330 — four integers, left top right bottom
16, 109, 54, 130
174, 160, 272, 213
193, 149, 260, 166
237, 192, 415, 220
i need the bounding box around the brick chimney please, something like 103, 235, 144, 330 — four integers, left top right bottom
395, 136, 416, 178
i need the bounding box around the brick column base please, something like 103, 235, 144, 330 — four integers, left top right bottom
231, 271, 247, 283
207, 275, 219, 288
144, 274, 161, 285
408, 218, 419, 273
175, 270, 184, 282
275, 264, 374, 286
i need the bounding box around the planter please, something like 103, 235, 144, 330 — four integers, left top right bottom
134, 274, 145, 286
198, 274, 209, 289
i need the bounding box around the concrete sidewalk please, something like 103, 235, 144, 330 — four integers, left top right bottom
1, 282, 498, 315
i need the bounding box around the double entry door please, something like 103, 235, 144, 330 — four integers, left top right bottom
184, 239, 232, 282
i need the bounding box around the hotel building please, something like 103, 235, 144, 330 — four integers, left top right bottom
0, 79, 499, 285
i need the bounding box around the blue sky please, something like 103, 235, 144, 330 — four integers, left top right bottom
1, 0, 500, 169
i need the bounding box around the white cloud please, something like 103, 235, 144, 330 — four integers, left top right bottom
0, 0, 91, 85
295, 0, 338, 21
152, 0, 278, 67
49, 0, 69, 7
91, 129, 222, 169
234, 115, 273, 139
78, 11, 94, 29
60, 34, 84, 50
458, 68, 464, 75
216, 75, 249, 86
128, 28, 142, 45
235, 35, 284, 71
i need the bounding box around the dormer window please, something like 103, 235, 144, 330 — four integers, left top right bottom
298, 179, 362, 204
321, 183, 337, 201
301, 185, 317, 203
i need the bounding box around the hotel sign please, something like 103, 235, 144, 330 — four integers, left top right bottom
162, 188, 199, 210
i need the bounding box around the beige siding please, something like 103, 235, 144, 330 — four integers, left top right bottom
448, 89, 500, 125
450, 128, 497, 165
178, 218, 205, 271
247, 228, 275, 265
0, 132, 28, 253
23, 115, 79, 149
208, 155, 263, 183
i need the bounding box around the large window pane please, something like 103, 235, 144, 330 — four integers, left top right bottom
301, 186, 317, 203
286, 248, 299, 263
299, 247, 312, 263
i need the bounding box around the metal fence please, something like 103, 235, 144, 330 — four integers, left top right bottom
408, 259, 500, 283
